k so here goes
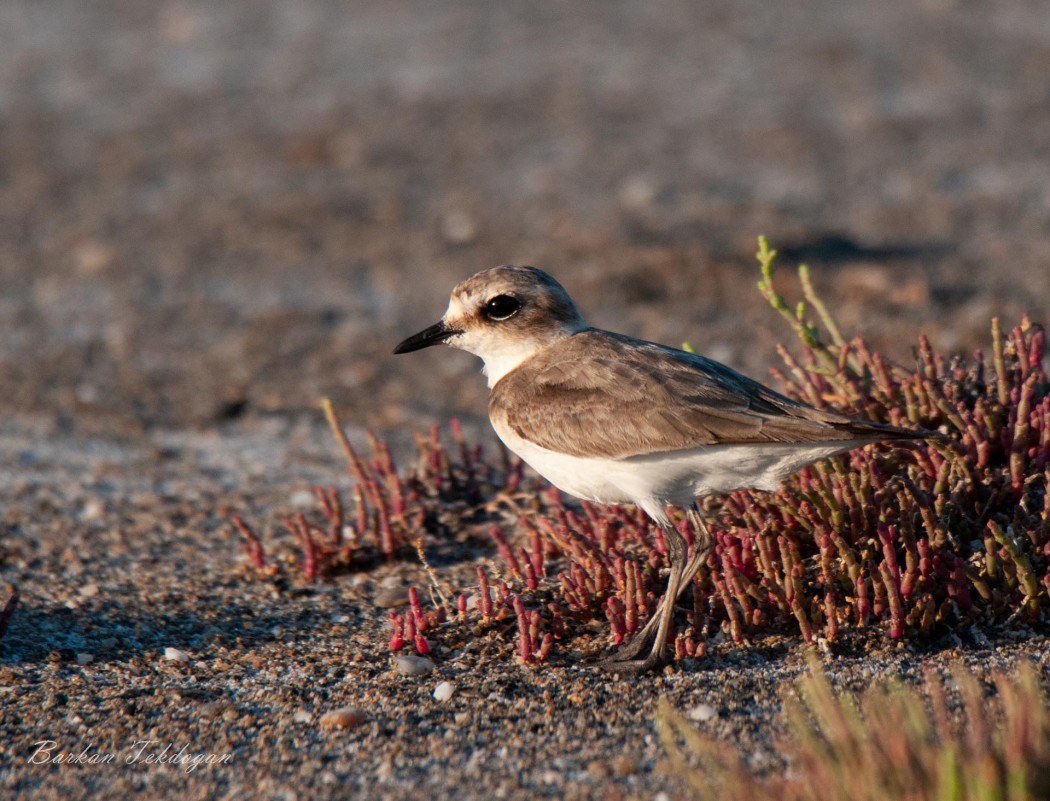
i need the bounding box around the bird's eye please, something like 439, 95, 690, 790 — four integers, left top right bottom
483, 294, 521, 321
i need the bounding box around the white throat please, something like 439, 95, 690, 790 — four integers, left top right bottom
449, 332, 547, 387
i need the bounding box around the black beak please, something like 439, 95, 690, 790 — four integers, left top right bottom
393, 321, 460, 354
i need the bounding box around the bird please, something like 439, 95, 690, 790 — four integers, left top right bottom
394, 264, 931, 672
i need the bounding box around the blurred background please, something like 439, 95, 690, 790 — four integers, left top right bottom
2, 0, 1049, 445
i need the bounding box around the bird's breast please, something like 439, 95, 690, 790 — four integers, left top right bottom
490, 416, 637, 505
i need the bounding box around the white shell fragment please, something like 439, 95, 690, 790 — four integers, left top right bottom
163, 647, 191, 663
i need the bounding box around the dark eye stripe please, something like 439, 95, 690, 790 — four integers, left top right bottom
484, 295, 521, 321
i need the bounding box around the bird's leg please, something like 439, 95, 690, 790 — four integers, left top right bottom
600, 521, 687, 673
680, 505, 714, 589
600, 505, 714, 673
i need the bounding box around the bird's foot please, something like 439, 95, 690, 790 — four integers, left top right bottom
598, 648, 668, 676
598, 634, 669, 675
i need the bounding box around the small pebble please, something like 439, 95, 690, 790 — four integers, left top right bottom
618, 175, 658, 209
433, 681, 455, 702
586, 760, 611, 779
81, 498, 105, 522
293, 709, 313, 724
688, 703, 717, 722
79, 583, 100, 598
373, 585, 409, 608
163, 647, 191, 663
394, 655, 434, 677
76, 653, 94, 666
440, 209, 477, 245
319, 707, 366, 730
199, 701, 225, 718
612, 754, 637, 776
74, 240, 115, 274
289, 489, 315, 508
747, 750, 772, 770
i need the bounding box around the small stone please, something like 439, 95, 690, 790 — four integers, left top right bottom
618, 175, 658, 209
586, 760, 611, 779
81, 498, 105, 522
747, 750, 772, 770
836, 265, 891, 295
290, 490, 315, 508
440, 209, 477, 245
163, 647, 190, 663
320, 707, 366, 730
76, 383, 99, 404
293, 709, 313, 724
373, 585, 409, 608
76, 653, 94, 666
433, 681, 455, 702
688, 703, 717, 722
376, 757, 395, 781
79, 583, 100, 598
890, 278, 930, 307
394, 655, 434, 677
74, 240, 116, 275
199, 701, 225, 718
612, 754, 637, 776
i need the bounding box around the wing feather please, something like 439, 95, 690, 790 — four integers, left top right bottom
489, 330, 917, 459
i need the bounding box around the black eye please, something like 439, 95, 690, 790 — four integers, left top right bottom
483, 294, 521, 321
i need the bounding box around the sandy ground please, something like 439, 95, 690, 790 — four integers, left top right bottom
3, 2, 1050, 799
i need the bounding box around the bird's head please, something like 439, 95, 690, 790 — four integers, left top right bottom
394, 265, 587, 386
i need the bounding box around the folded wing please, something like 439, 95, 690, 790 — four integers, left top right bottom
489, 330, 920, 460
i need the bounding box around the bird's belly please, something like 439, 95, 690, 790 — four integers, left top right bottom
493, 422, 865, 508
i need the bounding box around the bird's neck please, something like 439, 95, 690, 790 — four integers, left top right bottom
479, 325, 586, 388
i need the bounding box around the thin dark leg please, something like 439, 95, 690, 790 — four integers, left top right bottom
680, 505, 714, 588
600, 504, 714, 673
600, 521, 686, 673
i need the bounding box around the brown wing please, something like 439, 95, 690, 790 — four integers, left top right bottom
489, 330, 920, 459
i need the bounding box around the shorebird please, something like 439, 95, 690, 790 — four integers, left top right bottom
394, 265, 929, 672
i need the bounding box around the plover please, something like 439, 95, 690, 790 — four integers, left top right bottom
395, 265, 930, 672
